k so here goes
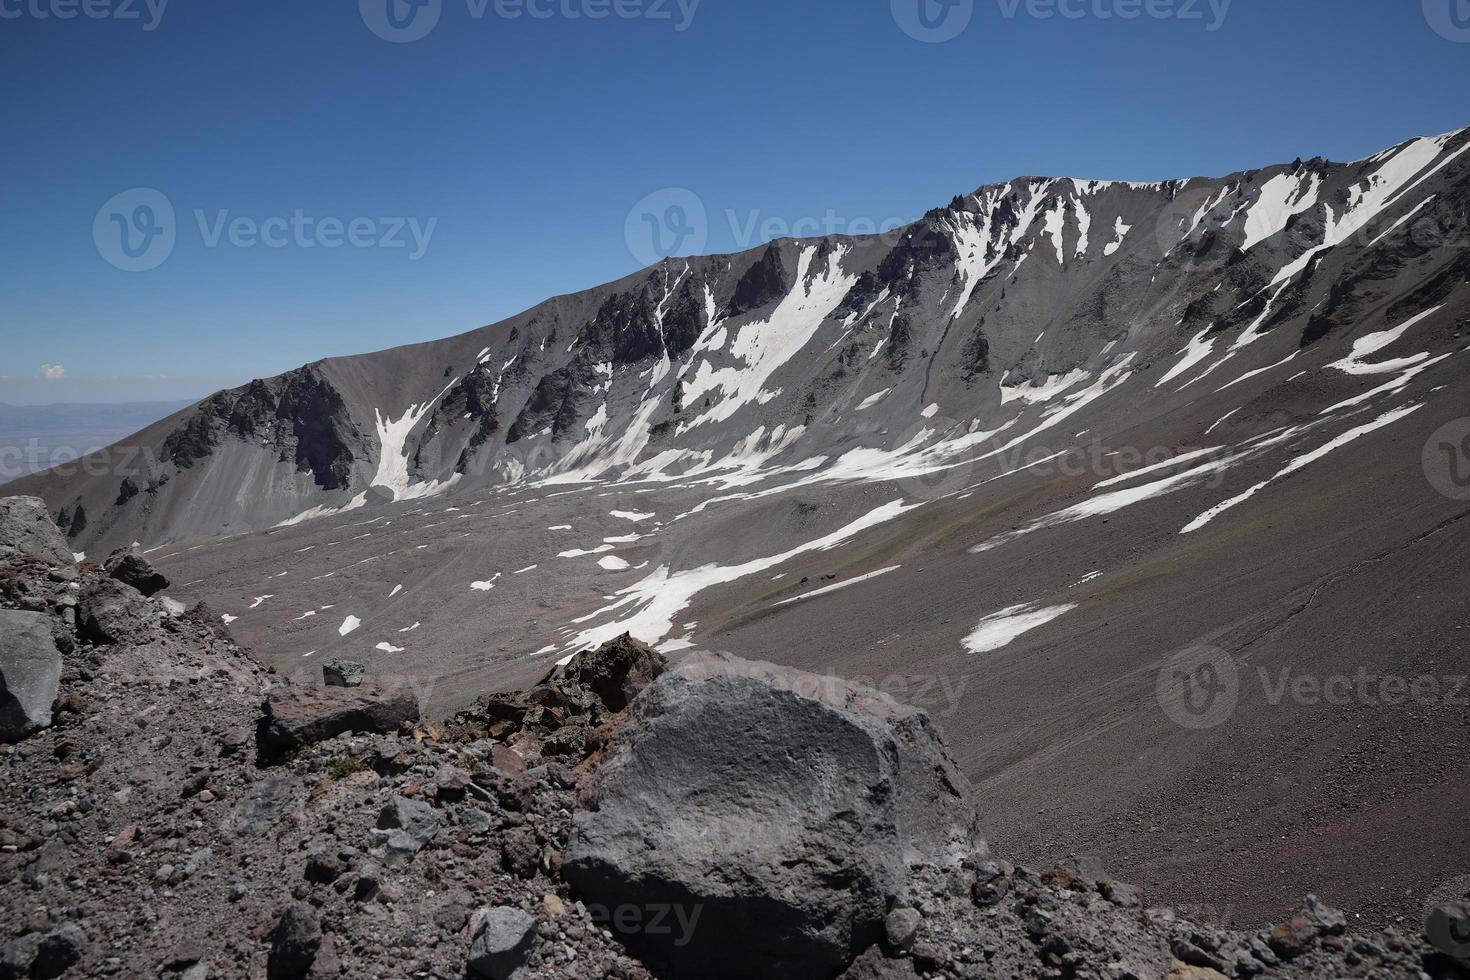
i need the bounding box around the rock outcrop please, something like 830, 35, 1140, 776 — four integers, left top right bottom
101, 549, 169, 597
0, 610, 61, 741
0, 497, 74, 566
563, 651, 981, 979
255, 681, 420, 760
76, 577, 154, 646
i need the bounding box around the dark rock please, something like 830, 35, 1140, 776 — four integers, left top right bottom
27, 924, 85, 979
0, 611, 62, 741
321, 660, 366, 688
433, 764, 471, 801
1101, 879, 1141, 908
839, 946, 922, 980
102, 549, 169, 597
466, 906, 536, 980
0, 497, 75, 565
564, 651, 980, 980
78, 578, 154, 645
1425, 900, 1470, 967
445, 633, 665, 759
1301, 895, 1346, 936
256, 682, 419, 759
884, 909, 922, 953
0, 933, 41, 980
304, 852, 343, 885
352, 869, 381, 902
1268, 916, 1317, 960
268, 903, 322, 979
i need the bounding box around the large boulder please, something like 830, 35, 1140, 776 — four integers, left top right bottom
103, 549, 169, 597
256, 682, 419, 760
563, 651, 980, 980
0, 611, 63, 741
77, 578, 154, 645
0, 497, 74, 566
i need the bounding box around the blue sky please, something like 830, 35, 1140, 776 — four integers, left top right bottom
2, 0, 1467, 404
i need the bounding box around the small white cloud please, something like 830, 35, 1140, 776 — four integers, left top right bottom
40, 364, 65, 380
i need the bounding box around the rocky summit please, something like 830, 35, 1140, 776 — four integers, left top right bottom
3, 500, 1469, 979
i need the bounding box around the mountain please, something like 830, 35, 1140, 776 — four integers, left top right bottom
0, 400, 196, 484
10, 125, 1470, 925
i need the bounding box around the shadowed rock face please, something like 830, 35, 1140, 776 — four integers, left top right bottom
162, 366, 366, 491
564, 651, 981, 980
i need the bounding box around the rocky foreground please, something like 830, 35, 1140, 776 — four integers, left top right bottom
2, 493, 1468, 980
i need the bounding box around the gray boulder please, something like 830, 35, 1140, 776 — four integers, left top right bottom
78, 578, 154, 645
0, 496, 74, 566
322, 659, 367, 688
466, 906, 536, 980
0, 611, 63, 741
1426, 900, 1470, 967
103, 549, 169, 597
371, 795, 442, 867
563, 651, 980, 980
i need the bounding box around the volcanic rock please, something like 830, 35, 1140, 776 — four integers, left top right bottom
0, 610, 62, 741
563, 650, 981, 979
256, 682, 419, 759
102, 548, 169, 596
321, 659, 366, 688
77, 577, 154, 645
466, 906, 537, 980
0, 497, 74, 566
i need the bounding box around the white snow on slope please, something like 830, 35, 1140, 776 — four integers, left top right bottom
1182, 404, 1424, 533
1240, 172, 1322, 252
949, 181, 1053, 319
963, 602, 1079, 653
370, 383, 459, 501
680, 245, 857, 428
598, 555, 631, 571
1093, 446, 1223, 489
1327, 306, 1442, 376
1157, 328, 1217, 388
774, 566, 902, 606
555, 499, 920, 660
1103, 215, 1131, 256
1270, 134, 1465, 288
857, 388, 891, 411
376, 642, 404, 654
1043, 199, 1066, 264
610, 510, 655, 522
1002, 369, 1090, 405
338, 615, 361, 636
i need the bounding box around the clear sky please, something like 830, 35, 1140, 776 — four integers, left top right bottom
2, 0, 1467, 404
